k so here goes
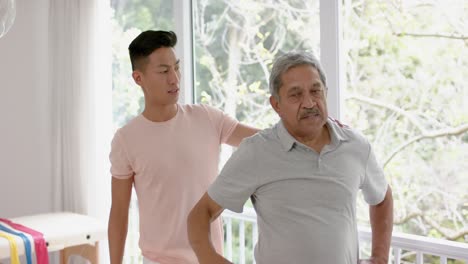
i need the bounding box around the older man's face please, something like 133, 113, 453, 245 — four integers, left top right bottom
270, 64, 328, 139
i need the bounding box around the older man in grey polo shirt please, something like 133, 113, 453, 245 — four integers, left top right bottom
187, 51, 393, 264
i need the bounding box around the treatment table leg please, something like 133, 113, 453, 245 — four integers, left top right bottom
60, 242, 99, 264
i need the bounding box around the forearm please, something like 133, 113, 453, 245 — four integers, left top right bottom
370, 187, 393, 263
187, 192, 231, 263
187, 207, 219, 261
108, 209, 129, 264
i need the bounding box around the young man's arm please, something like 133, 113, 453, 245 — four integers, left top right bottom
188, 192, 232, 264
226, 123, 259, 147
108, 177, 134, 264
361, 186, 393, 264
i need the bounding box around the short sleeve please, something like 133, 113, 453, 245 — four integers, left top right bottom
203, 105, 239, 144
208, 138, 258, 213
109, 130, 134, 179
360, 142, 388, 205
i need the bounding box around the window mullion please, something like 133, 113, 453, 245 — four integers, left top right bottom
174, 0, 194, 104
320, 0, 344, 119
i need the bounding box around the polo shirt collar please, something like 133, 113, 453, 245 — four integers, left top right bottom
277, 121, 296, 152
326, 117, 350, 143
276, 118, 350, 152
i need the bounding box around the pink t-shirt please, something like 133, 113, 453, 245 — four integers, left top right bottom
110, 104, 238, 264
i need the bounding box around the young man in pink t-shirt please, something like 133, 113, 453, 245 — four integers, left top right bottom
108, 30, 258, 264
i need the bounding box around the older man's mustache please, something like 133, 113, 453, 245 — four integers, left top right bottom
299, 108, 320, 119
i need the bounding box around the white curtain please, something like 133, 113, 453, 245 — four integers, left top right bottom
49, 0, 112, 217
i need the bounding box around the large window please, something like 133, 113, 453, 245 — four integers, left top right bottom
111, 0, 174, 130
193, 0, 320, 129
343, 0, 467, 244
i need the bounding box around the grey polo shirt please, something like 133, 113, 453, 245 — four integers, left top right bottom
208, 118, 388, 264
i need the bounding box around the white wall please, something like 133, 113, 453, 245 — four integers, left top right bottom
0, 0, 52, 218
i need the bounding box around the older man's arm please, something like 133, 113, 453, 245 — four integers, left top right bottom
362, 186, 393, 264
188, 192, 233, 264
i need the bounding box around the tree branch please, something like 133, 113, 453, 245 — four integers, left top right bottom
394, 32, 468, 40
347, 94, 468, 167
346, 93, 426, 132
383, 123, 468, 167
395, 211, 468, 241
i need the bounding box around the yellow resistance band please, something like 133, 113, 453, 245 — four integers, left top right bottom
0, 231, 20, 264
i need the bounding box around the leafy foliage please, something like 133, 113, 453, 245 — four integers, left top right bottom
343, 0, 468, 243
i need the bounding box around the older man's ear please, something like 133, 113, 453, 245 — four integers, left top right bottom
270, 95, 281, 115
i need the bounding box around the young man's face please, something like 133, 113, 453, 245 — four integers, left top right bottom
270, 64, 328, 139
133, 47, 181, 106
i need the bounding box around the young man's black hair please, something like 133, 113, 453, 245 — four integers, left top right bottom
128, 30, 178, 71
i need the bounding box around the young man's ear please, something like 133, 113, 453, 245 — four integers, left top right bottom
132, 70, 142, 86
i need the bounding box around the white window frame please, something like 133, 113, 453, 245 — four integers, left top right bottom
174, 0, 195, 104
175, 0, 343, 118
320, 0, 343, 120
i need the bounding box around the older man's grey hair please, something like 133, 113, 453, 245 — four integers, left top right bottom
269, 51, 327, 100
